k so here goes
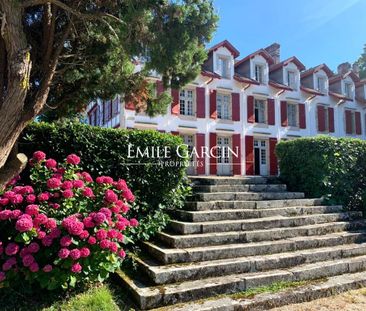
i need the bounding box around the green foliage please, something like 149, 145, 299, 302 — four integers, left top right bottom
19, 121, 190, 240
23, 0, 218, 120
357, 43, 366, 79
276, 136, 366, 210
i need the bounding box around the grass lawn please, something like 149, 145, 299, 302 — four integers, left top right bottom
0, 278, 137, 311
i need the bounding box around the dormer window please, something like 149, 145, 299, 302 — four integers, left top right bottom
287, 71, 296, 89
344, 82, 353, 98
216, 55, 231, 79
255, 64, 265, 83
317, 76, 326, 93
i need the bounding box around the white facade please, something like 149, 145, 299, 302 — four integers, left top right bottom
86, 41, 366, 177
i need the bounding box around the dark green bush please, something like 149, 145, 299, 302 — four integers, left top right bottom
276, 136, 366, 211
19, 122, 191, 240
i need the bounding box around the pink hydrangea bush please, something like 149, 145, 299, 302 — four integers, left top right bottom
0, 151, 138, 290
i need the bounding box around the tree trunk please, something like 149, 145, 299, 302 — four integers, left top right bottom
0, 1, 32, 175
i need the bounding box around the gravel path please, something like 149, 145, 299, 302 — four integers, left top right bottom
272, 289, 366, 311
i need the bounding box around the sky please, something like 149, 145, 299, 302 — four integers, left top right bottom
211, 0, 366, 71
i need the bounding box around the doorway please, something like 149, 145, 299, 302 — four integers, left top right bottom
254, 139, 268, 176
217, 136, 232, 176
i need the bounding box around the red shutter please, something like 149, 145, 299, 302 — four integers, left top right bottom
267, 98, 275, 125
156, 80, 164, 95
196, 133, 206, 175
196, 87, 206, 118
171, 89, 180, 115
245, 135, 254, 175
299, 103, 306, 129
232, 93, 240, 121
171, 131, 179, 136
209, 90, 217, 119
280, 101, 288, 126
328, 107, 335, 133
247, 96, 254, 123
317, 105, 326, 132
269, 138, 278, 176
355, 111, 362, 135
345, 110, 352, 134
232, 134, 241, 175
209, 133, 217, 175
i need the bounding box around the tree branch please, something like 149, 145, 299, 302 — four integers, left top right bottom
21, 0, 124, 24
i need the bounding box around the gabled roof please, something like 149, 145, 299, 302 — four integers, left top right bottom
329, 71, 360, 84
301, 64, 333, 79
234, 74, 260, 85
300, 86, 325, 96
235, 49, 275, 67
208, 40, 240, 58
269, 80, 293, 91
329, 91, 352, 102
270, 56, 306, 72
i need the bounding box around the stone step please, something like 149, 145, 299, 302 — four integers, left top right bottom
144, 231, 366, 264
137, 243, 366, 284
169, 212, 362, 234
158, 220, 366, 248
189, 176, 273, 185
191, 191, 305, 202
167, 271, 366, 311
174, 205, 344, 222
184, 198, 324, 211
193, 184, 287, 193
117, 255, 366, 309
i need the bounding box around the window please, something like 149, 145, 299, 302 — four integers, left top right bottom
344, 83, 353, 98
181, 134, 195, 160
217, 93, 231, 120
217, 55, 230, 79
287, 103, 298, 127
254, 99, 266, 124
255, 64, 265, 83
179, 89, 195, 116
317, 77, 326, 93
287, 71, 296, 89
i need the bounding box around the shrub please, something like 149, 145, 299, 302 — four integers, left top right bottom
0, 151, 137, 290
19, 121, 190, 241
276, 136, 366, 210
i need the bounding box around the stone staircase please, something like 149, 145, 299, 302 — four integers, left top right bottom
118, 176, 366, 310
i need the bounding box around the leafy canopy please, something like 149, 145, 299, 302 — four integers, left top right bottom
356, 43, 366, 79
22, 0, 218, 119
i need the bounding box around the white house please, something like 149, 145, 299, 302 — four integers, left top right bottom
86, 40, 366, 177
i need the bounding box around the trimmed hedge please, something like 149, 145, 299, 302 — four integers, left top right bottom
276, 136, 366, 210
19, 122, 190, 240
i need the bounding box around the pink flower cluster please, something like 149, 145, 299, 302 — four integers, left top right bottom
0, 151, 137, 288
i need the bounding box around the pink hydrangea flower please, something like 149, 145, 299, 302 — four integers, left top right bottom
104, 190, 118, 203
73, 180, 84, 188
93, 212, 106, 225
45, 158, 57, 169
38, 192, 50, 202
80, 247, 91, 258
99, 239, 110, 249
96, 229, 107, 240
33, 151, 46, 162
26, 194, 36, 203
25, 204, 39, 216
10, 194, 23, 204
29, 262, 39, 272
2, 261, 13, 271
130, 218, 139, 227
83, 216, 95, 228
47, 178, 62, 189
58, 248, 70, 259
79, 230, 89, 239
60, 236, 72, 247
42, 236, 53, 247
0, 210, 11, 220
81, 172, 93, 182
62, 189, 74, 198
43, 264, 53, 273
61, 181, 73, 190
107, 229, 118, 239
45, 218, 57, 229
15, 216, 33, 232
123, 189, 135, 202
66, 154, 80, 165
87, 236, 97, 245
70, 249, 81, 260
0, 198, 9, 206
115, 179, 128, 191
10, 209, 22, 219
82, 187, 94, 198
118, 249, 126, 258
5, 243, 19, 256
49, 228, 61, 239
22, 254, 35, 267
62, 216, 84, 236
28, 242, 40, 253
71, 263, 82, 273
109, 242, 118, 253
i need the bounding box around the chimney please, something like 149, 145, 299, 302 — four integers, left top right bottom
352, 62, 360, 77
337, 62, 351, 75
265, 43, 280, 64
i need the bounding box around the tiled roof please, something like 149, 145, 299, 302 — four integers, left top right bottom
235, 49, 275, 67
270, 56, 306, 72
301, 64, 333, 79
208, 40, 240, 58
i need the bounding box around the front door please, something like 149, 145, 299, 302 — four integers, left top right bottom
217, 136, 231, 176
181, 134, 196, 175
254, 139, 268, 176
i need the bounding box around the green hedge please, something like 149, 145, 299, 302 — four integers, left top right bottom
276, 136, 366, 210
19, 122, 190, 240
